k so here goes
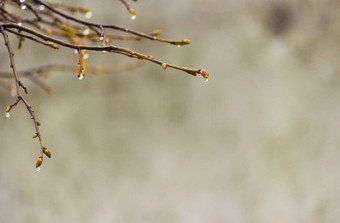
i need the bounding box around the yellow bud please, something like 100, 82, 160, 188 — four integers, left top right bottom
79, 6, 91, 13
182, 39, 191, 44
151, 29, 162, 36
128, 8, 136, 15
5, 106, 11, 113
32, 133, 38, 138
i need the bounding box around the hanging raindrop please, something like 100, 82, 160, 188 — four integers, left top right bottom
204, 78, 209, 83
84, 54, 89, 59
100, 36, 104, 41
85, 11, 92, 19
131, 15, 136, 20
39, 5, 45, 11
177, 45, 181, 48
5, 112, 10, 118
83, 29, 90, 35
36, 167, 41, 171
19, 0, 25, 3
78, 73, 84, 80
21, 5, 26, 10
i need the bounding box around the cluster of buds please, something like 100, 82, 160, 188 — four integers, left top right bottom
35, 147, 51, 170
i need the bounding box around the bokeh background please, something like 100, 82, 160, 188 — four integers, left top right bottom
1, 0, 340, 222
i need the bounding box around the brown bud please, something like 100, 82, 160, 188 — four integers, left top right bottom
43, 147, 51, 158
36, 157, 43, 168
161, 63, 167, 70
37, 122, 41, 126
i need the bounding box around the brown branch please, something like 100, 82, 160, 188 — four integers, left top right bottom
2, 23, 209, 79
32, 0, 191, 46
0, 61, 145, 94
0, 25, 50, 169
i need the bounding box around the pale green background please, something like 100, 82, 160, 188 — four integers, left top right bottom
1, 0, 340, 222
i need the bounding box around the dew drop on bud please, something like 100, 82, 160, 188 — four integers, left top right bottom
204, 78, 209, 83
131, 15, 136, 20
21, 5, 26, 10
78, 73, 84, 80
85, 11, 92, 19
36, 167, 41, 172
5, 112, 10, 118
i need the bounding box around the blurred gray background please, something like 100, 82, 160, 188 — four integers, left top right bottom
1, 0, 340, 222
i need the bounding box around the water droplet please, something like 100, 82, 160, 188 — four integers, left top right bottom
177, 45, 181, 48
83, 29, 90, 35
204, 78, 209, 83
100, 36, 104, 41
84, 54, 89, 59
5, 112, 10, 118
17, 22, 22, 26
74, 49, 78, 54
36, 167, 41, 171
102, 50, 107, 53
19, 0, 25, 3
21, 5, 26, 10
78, 73, 84, 80
11, 90, 16, 97
85, 11, 92, 19
131, 15, 136, 20
39, 5, 45, 11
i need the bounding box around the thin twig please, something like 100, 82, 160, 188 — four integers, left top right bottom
0, 25, 46, 163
